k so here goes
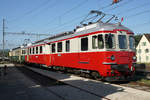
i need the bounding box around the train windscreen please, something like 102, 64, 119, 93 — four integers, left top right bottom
129, 36, 135, 50
118, 35, 127, 49
105, 34, 115, 49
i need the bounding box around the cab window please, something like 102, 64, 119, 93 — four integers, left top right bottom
118, 35, 127, 49
105, 34, 115, 49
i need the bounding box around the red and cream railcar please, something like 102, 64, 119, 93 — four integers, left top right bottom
25, 21, 136, 81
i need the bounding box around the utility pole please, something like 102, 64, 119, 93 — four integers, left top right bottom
2, 19, 5, 61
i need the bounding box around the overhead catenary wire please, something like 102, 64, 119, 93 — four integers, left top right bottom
107, 0, 134, 11
26, 0, 59, 18
129, 21, 150, 28
125, 9, 150, 19
61, 0, 89, 17
116, 1, 150, 15
44, 14, 87, 33
9, 0, 52, 23
8, 0, 60, 31
44, 0, 125, 33
97, 0, 124, 10
47, 0, 144, 34
9, 0, 150, 36
45, 0, 89, 26
46, 0, 128, 33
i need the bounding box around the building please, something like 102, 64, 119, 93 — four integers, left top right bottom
136, 34, 150, 63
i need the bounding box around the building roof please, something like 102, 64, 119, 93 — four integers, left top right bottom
144, 34, 150, 43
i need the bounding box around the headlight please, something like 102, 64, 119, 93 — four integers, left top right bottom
111, 55, 115, 61
133, 56, 136, 60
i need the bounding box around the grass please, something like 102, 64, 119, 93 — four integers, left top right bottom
137, 79, 150, 86
0, 61, 10, 64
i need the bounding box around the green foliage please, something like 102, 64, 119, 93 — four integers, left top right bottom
0, 49, 9, 57
134, 35, 142, 47
138, 79, 150, 86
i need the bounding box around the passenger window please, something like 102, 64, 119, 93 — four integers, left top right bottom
57, 42, 62, 52
36, 47, 38, 54
92, 36, 98, 49
40, 46, 42, 53
33, 47, 34, 54
52, 43, 55, 53
66, 40, 70, 52
22, 50, 26, 55
98, 35, 104, 49
29, 48, 31, 54
81, 37, 88, 51
92, 35, 104, 49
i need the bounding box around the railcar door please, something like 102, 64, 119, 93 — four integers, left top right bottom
27, 48, 29, 62
50, 43, 56, 66
43, 44, 51, 66
79, 36, 90, 64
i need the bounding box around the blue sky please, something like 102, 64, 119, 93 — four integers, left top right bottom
0, 0, 150, 49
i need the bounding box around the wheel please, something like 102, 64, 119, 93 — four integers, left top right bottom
91, 72, 101, 80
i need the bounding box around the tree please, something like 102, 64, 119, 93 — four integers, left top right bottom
134, 34, 142, 47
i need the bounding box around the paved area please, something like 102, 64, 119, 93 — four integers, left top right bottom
0, 65, 63, 100
26, 66, 150, 100
0, 64, 15, 67
1, 64, 150, 100
0, 64, 109, 100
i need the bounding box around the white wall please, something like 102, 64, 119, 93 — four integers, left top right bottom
136, 35, 150, 63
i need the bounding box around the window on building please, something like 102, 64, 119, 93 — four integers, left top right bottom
66, 40, 70, 52
138, 49, 142, 53
81, 37, 88, 51
57, 42, 62, 52
36, 47, 38, 54
139, 56, 141, 61
146, 56, 149, 61
40, 46, 43, 53
52, 43, 55, 53
142, 42, 146, 46
145, 49, 149, 53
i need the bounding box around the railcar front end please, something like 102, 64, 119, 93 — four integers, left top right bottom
96, 30, 136, 81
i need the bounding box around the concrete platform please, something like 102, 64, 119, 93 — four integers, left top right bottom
0, 63, 15, 67
0, 65, 64, 100
1, 64, 114, 100
26, 66, 150, 100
